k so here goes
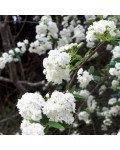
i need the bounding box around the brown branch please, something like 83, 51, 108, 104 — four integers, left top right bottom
0, 113, 19, 124
0, 76, 44, 88
0, 20, 38, 24
18, 80, 44, 87
4, 15, 10, 29
0, 76, 13, 83
69, 41, 106, 87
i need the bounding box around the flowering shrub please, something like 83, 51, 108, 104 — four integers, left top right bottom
0, 15, 120, 135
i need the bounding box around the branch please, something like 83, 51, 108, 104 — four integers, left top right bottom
18, 80, 44, 87
69, 42, 106, 87
0, 76, 13, 83
0, 76, 44, 88
4, 15, 10, 29
0, 113, 19, 124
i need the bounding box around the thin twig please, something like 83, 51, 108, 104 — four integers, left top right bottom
18, 80, 44, 87
0, 76, 44, 87
0, 76, 13, 83
0, 113, 19, 124
0, 20, 38, 24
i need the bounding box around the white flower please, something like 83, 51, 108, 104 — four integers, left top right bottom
24, 39, 29, 44
43, 91, 75, 124
101, 108, 111, 118
106, 44, 113, 51
115, 63, 120, 70
108, 98, 117, 105
85, 15, 96, 21
2, 52, 13, 63
87, 96, 97, 111
9, 49, 15, 55
99, 85, 106, 95
36, 22, 47, 36
86, 20, 117, 47
78, 111, 90, 124
43, 47, 71, 84
111, 80, 119, 90
112, 46, 120, 59
77, 68, 93, 88
101, 124, 107, 131
77, 68, 83, 75
79, 89, 90, 99
17, 42, 23, 47
73, 24, 85, 43
17, 92, 45, 121
48, 21, 58, 38
110, 106, 119, 116
109, 68, 117, 76
29, 36, 52, 55
0, 57, 6, 69
14, 48, 20, 53
21, 120, 44, 135
103, 118, 112, 126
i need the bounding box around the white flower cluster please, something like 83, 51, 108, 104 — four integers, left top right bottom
29, 16, 58, 55
26, 16, 85, 56
29, 35, 52, 55
109, 63, 120, 79
43, 46, 71, 84
97, 97, 120, 131
16, 39, 29, 54
111, 80, 119, 90
99, 85, 107, 95
85, 15, 96, 22
77, 68, 93, 88
0, 40, 28, 69
58, 43, 83, 52
17, 92, 45, 121
36, 16, 58, 38
86, 20, 117, 47
112, 44, 120, 59
100, 101, 120, 118
106, 44, 113, 51
78, 111, 90, 124
21, 120, 44, 135
58, 16, 85, 47
17, 92, 46, 135
74, 89, 97, 116
43, 91, 76, 124
79, 89, 97, 111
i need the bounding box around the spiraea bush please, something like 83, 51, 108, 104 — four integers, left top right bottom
0, 15, 120, 135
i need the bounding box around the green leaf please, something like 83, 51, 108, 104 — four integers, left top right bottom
47, 121, 65, 130
65, 83, 69, 91
114, 101, 120, 106
73, 94, 85, 101
88, 66, 95, 75
74, 60, 82, 68
40, 116, 49, 126
93, 75, 101, 82
85, 47, 94, 58
44, 125, 49, 134
97, 15, 103, 19
109, 61, 116, 67
69, 85, 76, 93
111, 40, 119, 46
114, 57, 120, 62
